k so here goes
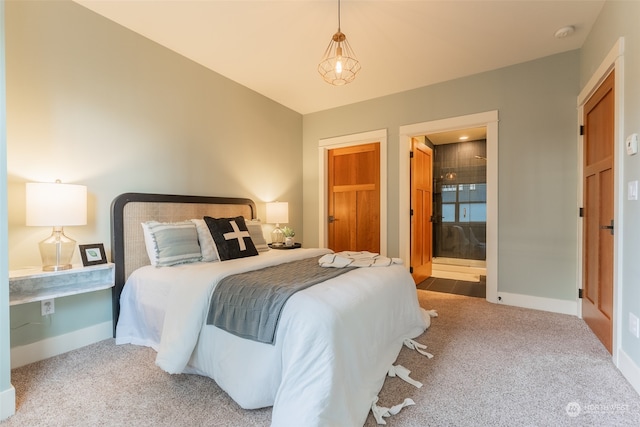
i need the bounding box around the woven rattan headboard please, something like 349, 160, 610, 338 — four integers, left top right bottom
110, 193, 256, 336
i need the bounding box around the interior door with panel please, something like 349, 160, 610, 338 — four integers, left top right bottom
327, 143, 380, 253
410, 138, 433, 283
582, 70, 615, 354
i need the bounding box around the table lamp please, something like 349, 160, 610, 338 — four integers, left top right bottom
266, 201, 288, 246
26, 181, 87, 271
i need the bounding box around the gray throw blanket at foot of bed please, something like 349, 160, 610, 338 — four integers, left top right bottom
207, 256, 354, 344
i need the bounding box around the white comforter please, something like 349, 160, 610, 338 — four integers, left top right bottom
116, 248, 427, 426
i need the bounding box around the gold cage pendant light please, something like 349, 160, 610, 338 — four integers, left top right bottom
318, 0, 361, 86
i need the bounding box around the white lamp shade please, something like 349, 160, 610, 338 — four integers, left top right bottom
266, 201, 289, 224
26, 182, 87, 226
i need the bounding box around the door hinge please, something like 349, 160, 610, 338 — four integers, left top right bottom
578, 288, 583, 299
409, 266, 414, 274
410, 151, 414, 158
579, 207, 584, 217
580, 125, 585, 136
410, 209, 414, 216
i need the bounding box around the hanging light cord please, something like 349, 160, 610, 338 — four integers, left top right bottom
337, 0, 341, 32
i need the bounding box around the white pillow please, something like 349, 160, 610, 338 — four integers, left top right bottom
141, 221, 202, 267
246, 219, 270, 252
190, 219, 219, 262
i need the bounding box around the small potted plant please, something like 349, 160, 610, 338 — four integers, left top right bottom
282, 226, 295, 247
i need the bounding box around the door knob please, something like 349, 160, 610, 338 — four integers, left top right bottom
599, 219, 614, 235
328, 215, 336, 223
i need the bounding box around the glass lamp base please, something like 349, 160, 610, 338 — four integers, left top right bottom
39, 228, 76, 271
271, 226, 285, 247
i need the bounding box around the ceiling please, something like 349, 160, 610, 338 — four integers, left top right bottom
73, 0, 605, 115
428, 127, 486, 145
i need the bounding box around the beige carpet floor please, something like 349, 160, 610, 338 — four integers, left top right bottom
3, 290, 640, 426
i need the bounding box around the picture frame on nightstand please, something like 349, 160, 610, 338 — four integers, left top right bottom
79, 243, 107, 267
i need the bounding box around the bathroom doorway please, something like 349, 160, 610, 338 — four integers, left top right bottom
399, 110, 498, 302
427, 127, 487, 283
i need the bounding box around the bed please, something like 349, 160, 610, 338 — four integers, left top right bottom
111, 192, 429, 426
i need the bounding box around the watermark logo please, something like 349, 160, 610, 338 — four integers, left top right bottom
566, 402, 581, 418
566, 401, 629, 417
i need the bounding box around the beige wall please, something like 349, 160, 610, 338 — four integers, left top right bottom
4, 0, 640, 418
580, 0, 640, 377
5, 0, 302, 347
304, 50, 580, 302
1, 1, 16, 419
7, 0, 303, 269
3, 0, 640, 413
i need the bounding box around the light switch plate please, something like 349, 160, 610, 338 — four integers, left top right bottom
626, 133, 638, 155
629, 181, 638, 201
630, 313, 640, 338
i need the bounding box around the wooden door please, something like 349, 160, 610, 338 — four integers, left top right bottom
583, 70, 615, 354
328, 143, 380, 253
411, 138, 433, 283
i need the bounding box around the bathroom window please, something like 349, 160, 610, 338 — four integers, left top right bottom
441, 183, 486, 222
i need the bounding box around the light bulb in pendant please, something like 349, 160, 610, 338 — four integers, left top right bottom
335, 45, 343, 74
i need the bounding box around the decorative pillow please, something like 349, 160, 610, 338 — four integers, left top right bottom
190, 219, 219, 262
141, 221, 202, 267
204, 216, 259, 261
246, 219, 270, 252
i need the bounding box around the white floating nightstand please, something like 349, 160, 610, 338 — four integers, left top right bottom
9, 263, 115, 306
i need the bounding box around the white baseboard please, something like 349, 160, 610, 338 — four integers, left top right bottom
497, 291, 578, 316
10, 321, 113, 369
0, 385, 16, 421
618, 347, 640, 396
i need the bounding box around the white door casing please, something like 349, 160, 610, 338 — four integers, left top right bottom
318, 129, 388, 255
399, 111, 498, 303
